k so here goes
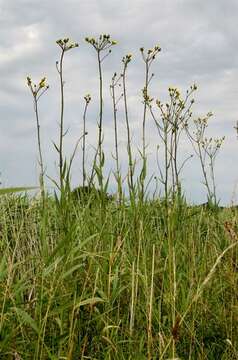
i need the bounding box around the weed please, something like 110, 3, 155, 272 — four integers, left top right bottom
0, 35, 237, 360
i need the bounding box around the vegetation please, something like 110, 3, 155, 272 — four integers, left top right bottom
0, 35, 237, 359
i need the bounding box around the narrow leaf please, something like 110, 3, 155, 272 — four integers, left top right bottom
13, 307, 39, 334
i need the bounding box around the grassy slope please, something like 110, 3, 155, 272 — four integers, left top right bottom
0, 194, 237, 359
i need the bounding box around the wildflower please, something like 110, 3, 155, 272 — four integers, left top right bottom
27, 76, 32, 86
39, 77, 46, 88
154, 45, 161, 52
26, 76, 49, 97
84, 94, 92, 104
85, 34, 117, 51
56, 37, 79, 51
122, 53, 133, 65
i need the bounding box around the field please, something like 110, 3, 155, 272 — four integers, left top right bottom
1, 35, 238, 359
0, 193, 237, 359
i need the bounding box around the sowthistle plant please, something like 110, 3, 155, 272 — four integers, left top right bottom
149, 84, 196, 203
185, 112, 225, 205
55, 38, 79, 193
27, 76, 49, 201
139, 45, 161, 201
85, 34, 117, 190
110, 72, 123, 203
25, 36, 226, 211
121, 53, 136, 200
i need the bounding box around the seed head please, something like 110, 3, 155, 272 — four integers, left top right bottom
27, 76, 32, 86
154, 45, 161, 52
56, 37, 78, 51
56, 39, 63, 45
39, 77, 47, 88
84, 94, 91, 104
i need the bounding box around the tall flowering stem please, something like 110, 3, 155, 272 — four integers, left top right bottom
122, 54, 135, 199
140, 45, 161, 201
56, 38, 79, 192
82, 94, 91, 187
110, 72, 123, 203
27, 76, 49, 201
85, 34, 117, 189
149, 85, 196, 204
185, 110, 225, 205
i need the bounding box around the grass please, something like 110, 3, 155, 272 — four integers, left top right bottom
1, 35, 238, 359
0, 193, 237, 359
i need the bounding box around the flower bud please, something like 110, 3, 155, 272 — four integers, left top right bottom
27, 76, 32, 86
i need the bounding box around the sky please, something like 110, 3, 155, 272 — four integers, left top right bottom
0, 0, 237, 204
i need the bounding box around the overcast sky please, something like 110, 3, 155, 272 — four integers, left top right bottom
0, 0, 237, 204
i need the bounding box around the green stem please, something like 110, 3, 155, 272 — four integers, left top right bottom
122, 63, 134, 197
34, 97, 45, 202
59, 49, 65, 192
141, 61, 149, 201
97, 50, 104, 190
82, 102, 88, 187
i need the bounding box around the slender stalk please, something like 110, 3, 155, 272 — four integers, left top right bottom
122, 55, 134, 197
85, 35, 117, 189
97, 50, 103, 171
58, 49, 65, 192
110, 73, 120, 178
164, 118, 170, 207
147, 244, 155, 360
129, 261, 135, 336
55, 38, 79, 193
141, 61, 149, 201
82, 106, 87, 187
27, 76, 48, 203
198, 141, 212, 201
34, 97, 45, 200
82, 95, 91, 187
110, 73, 123, 204
142, 61, 149, 162
140, 45, 161, 201
209, 155, 217, 205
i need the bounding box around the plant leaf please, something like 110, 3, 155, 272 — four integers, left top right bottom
74, 297, 105, 309
13, 307, 39, 334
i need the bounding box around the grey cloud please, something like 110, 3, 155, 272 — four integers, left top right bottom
0, 0, 237, 203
